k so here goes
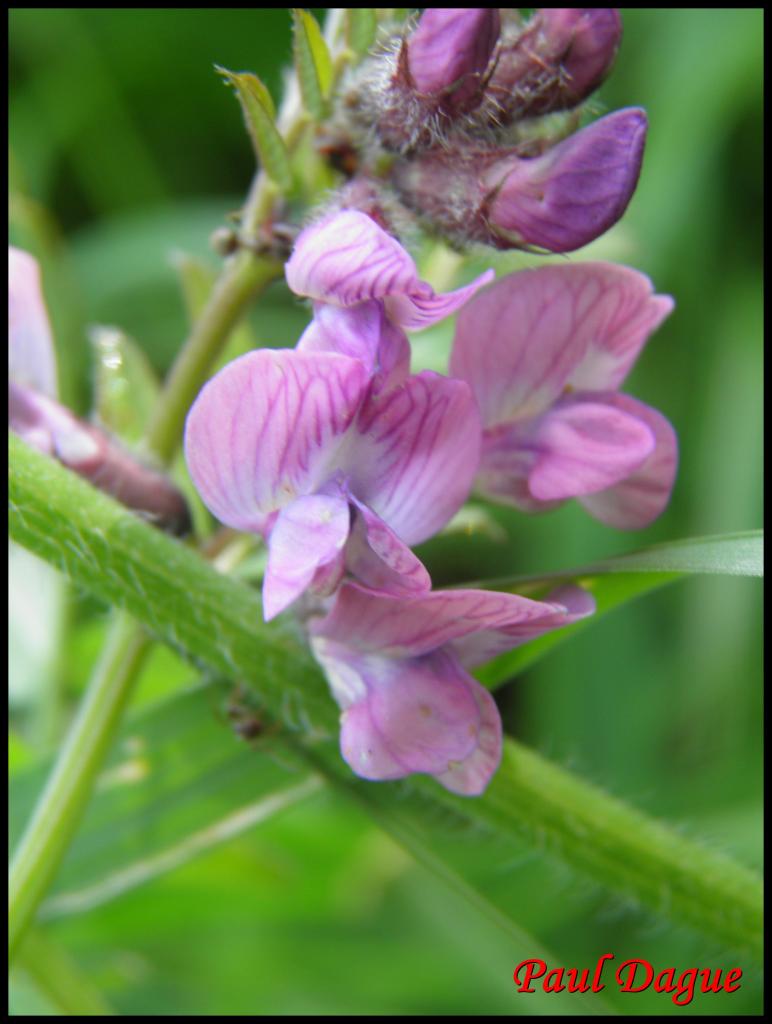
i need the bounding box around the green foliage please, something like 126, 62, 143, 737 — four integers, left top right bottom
292, 9, 333, 120
215, 67, 293, 191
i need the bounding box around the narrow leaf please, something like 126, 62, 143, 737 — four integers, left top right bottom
90, 325, 160, 446
215, 66, 292, 190
292, 9, 332, 120
345, 9, 377, 55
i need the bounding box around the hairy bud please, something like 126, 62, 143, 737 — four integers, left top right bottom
393, 108, 647, 253
480, 8, 622, 127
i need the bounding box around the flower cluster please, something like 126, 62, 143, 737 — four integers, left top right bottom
345, 8, 644, 254
183, 204, 676, 796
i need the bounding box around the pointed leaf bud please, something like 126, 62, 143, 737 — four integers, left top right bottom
483, 8, 622, 125
393, 108, 647, 253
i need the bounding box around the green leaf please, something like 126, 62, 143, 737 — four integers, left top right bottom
292, 9, 333, 120
9, 438, 763, 959
215, 66, 292, 190
90, 324, 160, 446
345, 9, 377, 55
470, 530, 763, 687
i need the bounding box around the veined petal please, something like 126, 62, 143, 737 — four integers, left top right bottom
345, 496, 432, 596
263, 493, 350, 621
345, 371, 482, 545
578, 393, 678, 529
297, 300, 411, 392
285, 210, 420, 308
384, 268, 495, 331
527, 394, 656, 502
8, 246, 58, 398
184, 349, 369, 533
451, 584, 596, 668
450, 263, 673, 428
310, 581, 590, 662
476, 421, 562, 514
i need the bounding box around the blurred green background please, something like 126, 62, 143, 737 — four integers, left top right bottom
9, 8, 763, 1015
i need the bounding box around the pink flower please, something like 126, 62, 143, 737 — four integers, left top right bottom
310, 582, 595, 794
449, 263, 677, 529
285, 209, 494, 330
184, 348, 481, 619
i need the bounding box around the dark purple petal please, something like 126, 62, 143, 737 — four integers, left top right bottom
184, 349, 369, 534
8, 246, 58, 398
487, 9, 622, 121
262, 493, 351, 620
486, 108, 648, 253
347, 371, 482, 545
407, 9, 500, 107
578, 393, 678, 529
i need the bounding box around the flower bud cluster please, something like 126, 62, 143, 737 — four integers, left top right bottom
343, 8, 644, 254
184, 210, 676, 794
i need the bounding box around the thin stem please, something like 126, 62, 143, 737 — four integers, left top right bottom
14, 928, 115, 1016
144, 249, 281, 464
8, 612, 151, 961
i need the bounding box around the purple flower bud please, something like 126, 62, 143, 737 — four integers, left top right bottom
484, 8, 622, 124
406, 8, 500, 108
359, 9, 500, 152
393, 108, 647, 253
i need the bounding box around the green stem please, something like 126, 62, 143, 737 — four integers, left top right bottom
144, 249, 281, 464
14, 928, 115, 1016
8, 613, 151, 961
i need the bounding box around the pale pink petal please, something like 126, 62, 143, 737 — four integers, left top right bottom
312, 639, 499, 789
527, 395, 656, 502
578, 393, 678, 529
184, 349, 369, 533
285, 210, 420, 308
451, 584, 596, 667
344, 496, 432, 596
434, 680, 502, 795
8, 246, 58, 398
262, 493, 351, 621
384, 268, 495, 331
450, 263, 673, 428
345, 371, 482, 544
476, 421, 564, 514
296, 300, 411, 392
310, 581, 587, 661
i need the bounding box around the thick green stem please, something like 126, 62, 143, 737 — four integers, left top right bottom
8, 613, 150, 960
